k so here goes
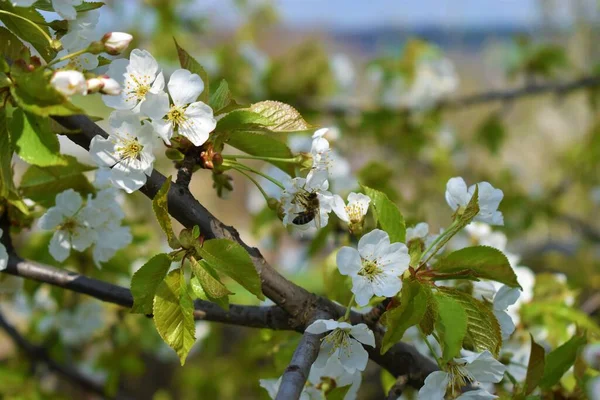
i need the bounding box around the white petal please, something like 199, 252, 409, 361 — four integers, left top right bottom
339, 338, 369, 372
168, 69, 204, 107
494, 286, 520, 310
351, 276, 374, 307
49, 231, 71, 262
179, 102, 216, 146
128, 49, 159, 77
418, 371, 449, 400
70, 227, 97, 251
347, 192, 370, 212
371, 273, 402, 298
150, 71, 165, 92
0, 243, 8, 271
55, 189, 82, 217
378, 242, 410, 274
331, 194, 349, 222
312, 128, 329, 138
456, 389, 498, 400
445, 176, 469, 210
38, 208, 65, 230
305, 319, 337, 334
259, 378, 281, 399
89, 136, 120, 168
463, 350, 506, 383
152, 119, 174, 145
358, 229, 389, 260
140, 91, 170, 120
52, 0, 78, 20
349, 324, 375, 347
495, 310, 516, 340
336, 247, 362, 276
109, 167, 147, 193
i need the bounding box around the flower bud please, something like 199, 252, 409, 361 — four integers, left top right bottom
99, 76, 121, 95
101, 32, 133, 55
86, 78, 103, 93
50, 70, 87, 96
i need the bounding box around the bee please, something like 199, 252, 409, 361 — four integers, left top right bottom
292, 190, 321, 227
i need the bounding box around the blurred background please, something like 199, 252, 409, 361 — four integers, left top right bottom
2, 0, 600, 399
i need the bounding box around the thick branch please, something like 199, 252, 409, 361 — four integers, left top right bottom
0, 311, 118, 398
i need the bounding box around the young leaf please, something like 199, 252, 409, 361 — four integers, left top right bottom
152, 177, 181, 249
249, 101, 312, 132
419, 285, 438, 336
381, 280, 428, 354
196, 238, 264, 300
433, 291, 468, 362
0, 108, 15, 197
189, 256, 232, 299
9, 109, 66, 167
216, 110, 274, 131
524, 334, 546, 395
153, 268, 196, 365
19, 155, 95, 207
434, 246, 521, 288
439, 287, 502, 357
326, 385, 352, 400
0, 26, 29, 62
225, 130, 295, 175
190, 275, 230, 311
363, 186, 406, 243
174, 38, 209, 103
539, 335, 586, 389
209, 80, 244, 115
131, 253, 172, 314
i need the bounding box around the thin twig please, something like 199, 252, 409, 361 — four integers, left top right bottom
0, 311, 120, 399
363, 297, 393, 326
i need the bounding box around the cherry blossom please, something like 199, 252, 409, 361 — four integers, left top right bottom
445, 177, 504, 225
50, 70, 87, 96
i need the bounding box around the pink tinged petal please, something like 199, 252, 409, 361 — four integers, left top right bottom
168, 69, 204, 107
351, 276, 374, 307
140, 91, 170, 120
418, 371, 449, 400
90, 136, 120, 168
349, 324, 375, 347
494, 286, 520, 310
109, 168, 147, 194
336, 247, 362, 276
357, 229, 389, 260
179, 102, 216, 146
331, 194, 349, 222
49, 231, 71, 262
371, 273, 402, 298
494, 310, 515, 340
445, 176, 469, 210
339, 338, 369, 372
305, 319, 336, 334
38, 208, 65, 230
128, 49, 159, 77
55, 189, 82, 217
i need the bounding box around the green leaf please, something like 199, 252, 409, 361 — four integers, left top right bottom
9, 108, 66, 167
434, 246, 521, 288
196, 238, 264, 301
0, 108, 15, 198
0, 26, 29, 63
10, 68, 84, 116
153, 268, 196, 365
130, 253, 172, 314
152, 177, 181, 249
521, 303, 600, 337
0, 3, 56, 62
174, 38, 209, 103
540, 335, 586, 389
190, 275, 230, 311
226, 131, 295, 175
326, 385, 352, 400
363, 186, 406, 243
189, 256, 232, 299
381, 280, 428, 354
524, 334, 546, 395
216, 110, 273, 131
439, 287, 502, 357
209, 80, 244, 115
249, 101, 312, 132
433, 291, 468, 362
419, 285, 438, 336
19, 155, 95, 207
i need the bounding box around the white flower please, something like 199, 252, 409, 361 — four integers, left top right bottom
39, 302, 104, 345
281, 169, 335, 230
445, 177, 504, 225
310, 128, 332, 172
583, 343, 600, 370
336, 229, 409, 306
259, 377, 320, 400
332, 192, 370, 225
12, 0, 36, 6
102, 49, 165, 113
101, 32, 133, 55
588, 376, 600, 400
305, 319, 375, 373
89, 111, 156, 193
406, 222, 441, 251
418, 351, 505, 399
38, 189, 102, 262
457, 390, 498, 399
52, 0, 83, 20
0, 228, 8, 271
60, 10, 99, 51
50, 70, 87, 96
493, 285, 520, 340
141, 69, 216, 146
308, 356, 361, 400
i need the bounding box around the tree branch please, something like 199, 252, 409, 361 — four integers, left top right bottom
0, 311, 121, 399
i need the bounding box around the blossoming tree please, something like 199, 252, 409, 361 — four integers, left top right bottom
0, 1, 599, 400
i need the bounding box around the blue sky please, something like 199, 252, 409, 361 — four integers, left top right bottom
194, 0, 544, 29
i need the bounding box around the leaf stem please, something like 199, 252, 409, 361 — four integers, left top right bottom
0, 10, 54, 48
420, 330, 443, 368
222, 154, 301, 164
418, 219, 459, 266
46, 48, 89, 68
235, 168, 270, 203
223, 160, 285, 190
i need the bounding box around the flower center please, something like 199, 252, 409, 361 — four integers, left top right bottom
446, 361, 474, 394
323, 329, 352, 355
167, 106, 187, 127
358, 260, 381, 281
116, 136, 144, 161
58, 217, 78, 233
345, 202, 365, 223
125, 74, 152, 101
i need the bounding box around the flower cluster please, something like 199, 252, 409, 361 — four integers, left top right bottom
38, 188, 131, 266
